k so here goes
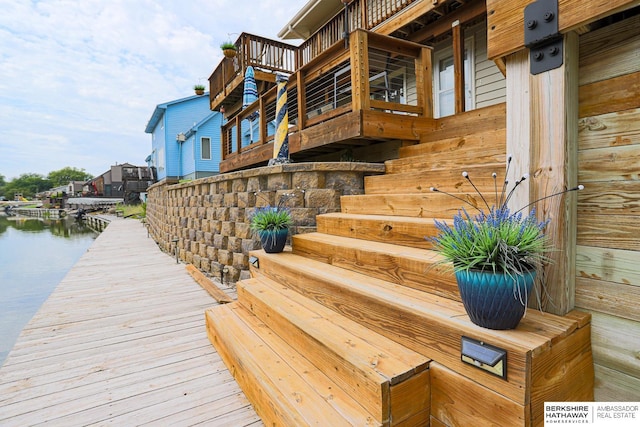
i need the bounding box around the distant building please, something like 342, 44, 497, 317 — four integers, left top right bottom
84, 163, 153, 203
144, 93, 223, 183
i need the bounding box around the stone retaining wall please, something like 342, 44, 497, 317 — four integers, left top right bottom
146, 162, 385, 283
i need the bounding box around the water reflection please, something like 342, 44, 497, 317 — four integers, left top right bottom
1, 215, 95, 238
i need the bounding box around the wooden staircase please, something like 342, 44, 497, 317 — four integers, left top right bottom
205, 107, 594, 426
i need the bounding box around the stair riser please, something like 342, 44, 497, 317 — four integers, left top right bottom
237, 281, 388, 422
386, 150, 505, 174
292, 235, 461, 301
398, 127, 506, 159
366, 165, 506, 195
250, 254, 531, 404
340, 193, 492, 217
316, 214, 442, 249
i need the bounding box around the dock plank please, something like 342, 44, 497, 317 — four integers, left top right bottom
0, 218, 260, 426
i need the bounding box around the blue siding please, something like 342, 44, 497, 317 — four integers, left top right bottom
145, 94, 217, 181
194, 113, 223, 174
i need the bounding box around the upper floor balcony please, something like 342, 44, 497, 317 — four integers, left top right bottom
208, 33, 298, 116
219, 29, 435, 173
210, 0, 486, 172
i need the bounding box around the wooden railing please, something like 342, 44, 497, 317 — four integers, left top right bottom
298, 0, 418, 67
221, 30, 431, 161
211, 0, 424, 108
208, 33, 298, 109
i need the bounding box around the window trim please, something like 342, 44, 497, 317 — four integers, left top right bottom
433, 36, 475, 118
201, 136, 211, 160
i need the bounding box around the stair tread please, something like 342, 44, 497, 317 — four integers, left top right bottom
239, 275, 430, 423
292, 232, 459, 299
249, 250, 581, 404
244, 275, 430, 380
295, 231, 437, 259
250, 250, 579, 352
206, 303, 380, 426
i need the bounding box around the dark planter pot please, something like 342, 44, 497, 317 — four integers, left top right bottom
258, 228, 288, 253
454, 269, 536, 330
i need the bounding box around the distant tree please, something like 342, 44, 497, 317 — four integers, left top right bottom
0, 173, 6, 198
47, 167, 93, 187
3, 173, 51, 199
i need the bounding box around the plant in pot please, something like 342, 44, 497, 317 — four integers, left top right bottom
220, 42, 237, 58
193, 84, 206, 95
249, 190, 302, 253
429, 156, 583, 330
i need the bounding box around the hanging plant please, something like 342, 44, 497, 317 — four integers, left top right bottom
220, 42, 237, 58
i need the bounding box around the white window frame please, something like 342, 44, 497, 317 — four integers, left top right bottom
433, 36, 475, 118
201, 137, 211, 160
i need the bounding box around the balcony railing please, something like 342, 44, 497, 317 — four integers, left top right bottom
298, 0, 419, 67
210, 0, 435, 112
209, 33, 298, 113
220, 30, 432, 170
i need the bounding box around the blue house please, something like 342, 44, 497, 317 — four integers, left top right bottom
144, 93, 222, 182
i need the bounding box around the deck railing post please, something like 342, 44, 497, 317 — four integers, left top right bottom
350, 30, 370, 112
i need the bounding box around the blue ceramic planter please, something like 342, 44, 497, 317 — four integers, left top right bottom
454, 269, 536, 330
259, 228, 288, 253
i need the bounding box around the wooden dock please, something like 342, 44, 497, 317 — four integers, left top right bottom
0, 218, 261, 426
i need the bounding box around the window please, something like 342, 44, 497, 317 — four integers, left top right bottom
433, 37, 475, 118
201, 137, 211, 160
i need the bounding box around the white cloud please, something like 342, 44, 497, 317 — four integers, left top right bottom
0, 0, 308, 180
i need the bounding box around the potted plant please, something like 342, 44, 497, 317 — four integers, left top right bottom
429, 156, 583, 330
250, 206, 293, 253
193, 84, 205, 95
220, 42, 237, 58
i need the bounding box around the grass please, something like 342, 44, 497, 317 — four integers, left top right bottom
115, 204, 146, 219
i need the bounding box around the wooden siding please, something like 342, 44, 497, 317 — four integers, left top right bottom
576, 13, 640, 401
471, 20, 506, 109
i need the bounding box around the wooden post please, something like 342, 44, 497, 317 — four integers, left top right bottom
452, 20, 465, 114
297, 70, 307, 130
506, 33, 579, 315
416, 45, 433, 118
350, 30, 370, 112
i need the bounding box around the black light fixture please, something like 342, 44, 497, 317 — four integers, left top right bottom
341, 0, 349, 48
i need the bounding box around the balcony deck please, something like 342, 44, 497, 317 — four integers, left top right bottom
219, 30, 436, 173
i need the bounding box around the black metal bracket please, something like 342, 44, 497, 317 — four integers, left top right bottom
524, 0, 563, 75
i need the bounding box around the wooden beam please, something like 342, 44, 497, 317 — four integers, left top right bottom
452, 21, 465, 114
185, 264, 233, 304
409, 0, 487, 44
506, 33, 580, 315
487, 0, 640, 59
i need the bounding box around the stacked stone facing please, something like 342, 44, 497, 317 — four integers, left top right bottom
146, 162, 385, 283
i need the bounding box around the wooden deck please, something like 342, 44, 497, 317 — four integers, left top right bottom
0, 218, 261, 426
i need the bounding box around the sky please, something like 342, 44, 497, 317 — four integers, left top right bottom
0, 0, 309, 181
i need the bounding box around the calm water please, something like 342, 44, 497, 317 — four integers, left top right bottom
0, 214, 97, 366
